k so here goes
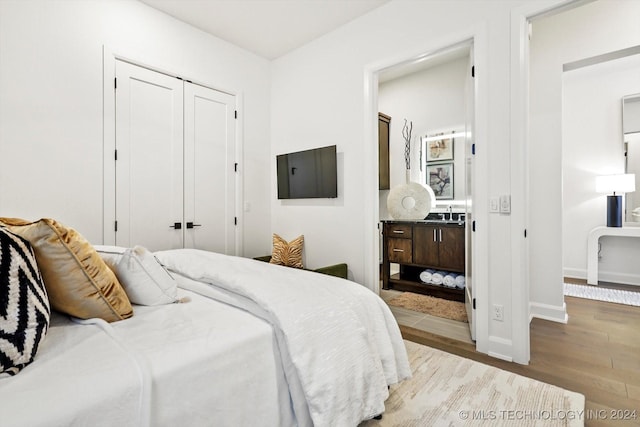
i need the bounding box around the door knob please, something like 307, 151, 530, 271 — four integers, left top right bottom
186, 222, 202, 229
170, 222, 182, 229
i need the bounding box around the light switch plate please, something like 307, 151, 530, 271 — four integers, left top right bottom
500, 195, 511, 213
489, 197, 500, 213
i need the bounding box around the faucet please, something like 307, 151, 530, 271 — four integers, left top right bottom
448, 205, 453, 221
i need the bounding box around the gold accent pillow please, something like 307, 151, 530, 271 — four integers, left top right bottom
0, 218, 133, 322
270, 233, 304, 269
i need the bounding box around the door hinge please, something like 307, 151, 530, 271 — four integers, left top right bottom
234, 163, 238, 172
234, 110, 238, 119
472, 220, 476, 232
234, 217, 237, 226
114, 149, 118, 161
471, 65, 475, 78
114, 221, 118, 232
473, 298, 476, 310
472, 143, 476, 155
114, 77, 117, 89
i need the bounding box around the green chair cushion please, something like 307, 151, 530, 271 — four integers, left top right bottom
253, 256, 348, 280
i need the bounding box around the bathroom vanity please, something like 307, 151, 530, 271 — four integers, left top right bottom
381, 219, 465, 302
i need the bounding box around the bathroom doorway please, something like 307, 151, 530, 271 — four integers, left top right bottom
375, 40, 476, 343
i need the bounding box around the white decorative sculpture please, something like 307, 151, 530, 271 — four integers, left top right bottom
387, 181, 435, 220
387, 119, 436, 220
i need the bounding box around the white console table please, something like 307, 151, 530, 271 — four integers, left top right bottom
587, 226, 640, 285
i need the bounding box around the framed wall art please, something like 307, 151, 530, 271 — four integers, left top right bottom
425, 134, 454, 162
426, 163, 454, 199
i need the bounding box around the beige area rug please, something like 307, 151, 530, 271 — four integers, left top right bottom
388, 292, 468, 322
361, 340, 585, 427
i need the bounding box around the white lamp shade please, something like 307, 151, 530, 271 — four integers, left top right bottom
595, 174, 636, 194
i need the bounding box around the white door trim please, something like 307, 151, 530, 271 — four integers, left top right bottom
509, 0, 576, 364
102, 46, 243, 255
362, 26, 488, 354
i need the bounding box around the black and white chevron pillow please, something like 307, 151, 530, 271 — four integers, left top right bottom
0, 227, 50, 376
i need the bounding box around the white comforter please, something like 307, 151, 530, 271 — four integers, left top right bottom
0, 290, 296, 427
154, 249, 411, 427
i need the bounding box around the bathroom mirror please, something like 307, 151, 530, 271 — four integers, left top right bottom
623, 93, 640, 223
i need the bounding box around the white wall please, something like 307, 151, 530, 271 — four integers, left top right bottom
0, 0, 272, 257
271, 0, 564, 361
563, 54, 640, 285
530, 0, 640, 317
378, 56, 467, 220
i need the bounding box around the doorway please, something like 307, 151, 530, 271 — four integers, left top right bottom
374, 41, 476, 344
525, 1, 640, 325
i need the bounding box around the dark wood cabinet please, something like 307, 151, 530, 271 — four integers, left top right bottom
414, 225, 465, 271
382, 220, 465, 302
378, 113, 391, 190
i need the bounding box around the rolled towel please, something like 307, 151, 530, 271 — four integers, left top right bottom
419, 269, 435, 284
430, 271, 444, 285
454, 274, 466, 288
443, 273, 456, 288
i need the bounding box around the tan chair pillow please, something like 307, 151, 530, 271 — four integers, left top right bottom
270, 233, 304, 269
0, 218, 133, 322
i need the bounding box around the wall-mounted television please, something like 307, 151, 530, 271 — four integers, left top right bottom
277, 145, 338, 199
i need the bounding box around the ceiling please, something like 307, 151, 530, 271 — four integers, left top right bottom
139, 0, 390, 60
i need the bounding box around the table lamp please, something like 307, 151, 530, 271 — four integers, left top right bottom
595, 173, 636, 227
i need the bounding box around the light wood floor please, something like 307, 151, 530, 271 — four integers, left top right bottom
400, 291, 640, 427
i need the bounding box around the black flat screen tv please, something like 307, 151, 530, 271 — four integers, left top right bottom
277, 145, 337, 199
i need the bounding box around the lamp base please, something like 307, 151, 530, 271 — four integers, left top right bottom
607, 195, 622, 227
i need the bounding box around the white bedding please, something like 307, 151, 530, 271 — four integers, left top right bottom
0, 289, 296, 427
155, 249, 411, 427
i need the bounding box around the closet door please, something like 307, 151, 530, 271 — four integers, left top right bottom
115, 60, 184, 251
184, 83, 236, 254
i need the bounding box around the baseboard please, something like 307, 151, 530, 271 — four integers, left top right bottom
563, 268, 585, 280
563, 267, 640, 286
487, 336, 513, 362
529, 301, 568, 323
597, 271, 640, 286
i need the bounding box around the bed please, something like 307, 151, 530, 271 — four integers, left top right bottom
0, 219, 411, 427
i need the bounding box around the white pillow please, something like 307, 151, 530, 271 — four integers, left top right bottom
93, 245, 178, 306
93, 245, 126, 269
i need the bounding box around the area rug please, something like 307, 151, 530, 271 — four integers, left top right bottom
360, 340, 585, 427
564, 282, 640, 307
387, 292, 468, 322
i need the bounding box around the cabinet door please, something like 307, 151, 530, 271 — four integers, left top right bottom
438, 226, 465, 271
378, 113, 390, 190
413, 225, 439, 267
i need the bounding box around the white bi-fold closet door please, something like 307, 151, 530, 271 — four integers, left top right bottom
114, 60, 236, 254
